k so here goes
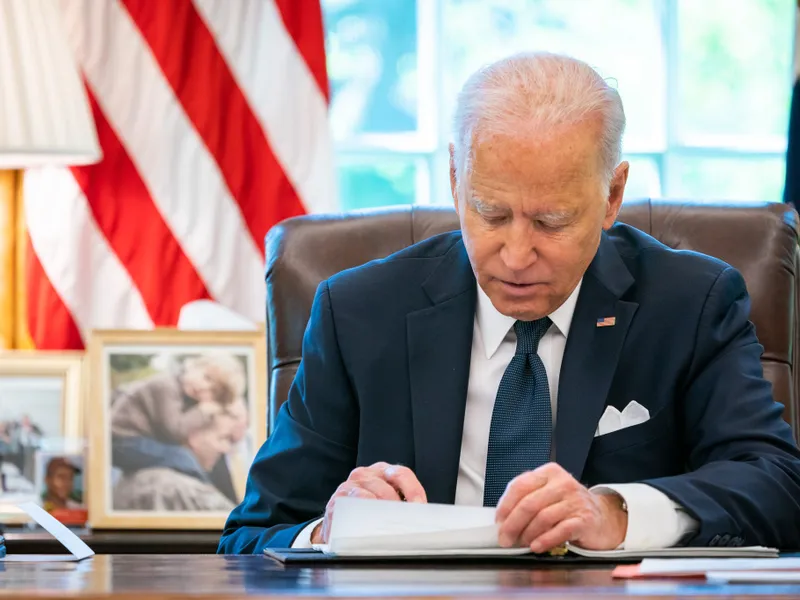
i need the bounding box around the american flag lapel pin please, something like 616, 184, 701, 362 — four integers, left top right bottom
596, 316, 616, 328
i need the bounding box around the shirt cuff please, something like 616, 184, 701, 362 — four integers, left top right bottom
591, 483, 699, 550
291, 518, 323, 548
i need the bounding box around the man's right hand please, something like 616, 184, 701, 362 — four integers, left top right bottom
310, 462, 427, 544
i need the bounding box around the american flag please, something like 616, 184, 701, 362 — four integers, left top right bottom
596, 317, 616, 328
23, 0, 335, 349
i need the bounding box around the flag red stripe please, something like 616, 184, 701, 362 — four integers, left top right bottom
26, 235, 84, 350
71, 88, 211, 326
122, 0, 306, 253
273, 0, 330, 101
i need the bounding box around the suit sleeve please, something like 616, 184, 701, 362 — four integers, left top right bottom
643, 267, 800, 549
217, 281, 358, 554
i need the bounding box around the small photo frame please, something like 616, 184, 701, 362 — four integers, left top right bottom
0, 352, 84, 523
87, 329, 267, 530
34, 450, 87, 526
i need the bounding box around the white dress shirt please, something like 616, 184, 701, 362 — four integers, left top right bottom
292, 281, 698, 549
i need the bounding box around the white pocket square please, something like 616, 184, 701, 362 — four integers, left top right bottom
594, 401, 650, 437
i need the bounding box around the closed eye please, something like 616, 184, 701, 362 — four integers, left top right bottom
482, 214, 509, 225
537, 220, 567, 232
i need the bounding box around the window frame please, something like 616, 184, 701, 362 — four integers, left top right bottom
325, 0, 792, 208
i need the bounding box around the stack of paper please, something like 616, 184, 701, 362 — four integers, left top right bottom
613, 557, 800, 581
315, 498, 779, 559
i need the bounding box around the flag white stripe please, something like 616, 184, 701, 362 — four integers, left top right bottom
193, 0, 338, 214
24, 168, 154, 338
58, 0, 265, 323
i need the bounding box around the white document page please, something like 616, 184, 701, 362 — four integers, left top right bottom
706, 571, 800, 583
321, 498, 778, 559
637, 557, 800, 576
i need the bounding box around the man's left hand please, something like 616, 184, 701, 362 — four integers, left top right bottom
495, 463, 628, 552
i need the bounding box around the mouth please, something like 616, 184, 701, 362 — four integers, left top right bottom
496, 279, 542, 296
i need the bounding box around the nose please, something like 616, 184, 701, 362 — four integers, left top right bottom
499, 224, 537, 272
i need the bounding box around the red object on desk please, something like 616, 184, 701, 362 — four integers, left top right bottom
48, 507, 88, 527
611, 564, 704, 579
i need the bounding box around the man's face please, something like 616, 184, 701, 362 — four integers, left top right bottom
452, 120, 627, 320
46, 466, 75, 501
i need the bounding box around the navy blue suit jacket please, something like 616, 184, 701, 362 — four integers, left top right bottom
219, 224, 800, 554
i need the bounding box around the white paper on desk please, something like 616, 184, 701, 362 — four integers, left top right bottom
324, 498, 778, 559
573, 545, 778, 560
706, 571, 800, 583
637, 557, 799, 576
2, 555, 91, 563
327, 497, 507, 554
0, 502, 94, 562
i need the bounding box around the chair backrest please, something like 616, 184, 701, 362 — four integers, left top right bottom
265, 199, 800, 437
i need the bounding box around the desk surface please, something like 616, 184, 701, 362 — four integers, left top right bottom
1, 554, 800, 599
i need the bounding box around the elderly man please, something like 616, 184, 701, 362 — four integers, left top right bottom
219, 53, 800, 554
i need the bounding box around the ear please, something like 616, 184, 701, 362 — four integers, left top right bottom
602, 161, 629, 230
449, 143, 459, 215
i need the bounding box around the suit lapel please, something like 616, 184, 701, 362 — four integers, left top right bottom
555, 233, 638, 480
407, 238, 476, 504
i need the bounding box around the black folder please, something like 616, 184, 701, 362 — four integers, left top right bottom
263, 547, 639, 566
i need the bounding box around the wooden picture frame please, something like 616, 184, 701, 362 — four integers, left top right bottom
86, 329, 267, 530
0, 351, 85, 524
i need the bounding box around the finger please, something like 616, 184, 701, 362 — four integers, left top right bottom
354, 476, 404, 501
345, 486, 377, 500
530, 516, 583, 554
382, 465, 427, 503
332, 482, 376, 502
495, 471, 548, 523
348, 463, 390, 483
519, 500, 573, 547
497, 485, 565, 547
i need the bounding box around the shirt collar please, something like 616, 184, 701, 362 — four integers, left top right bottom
476, 278, 583, 360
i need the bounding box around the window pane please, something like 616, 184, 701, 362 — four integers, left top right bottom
676, 0, 795, 143
666, 156, 786, 202
442, 0, 665, 151
337, 158, 421, 210
624, 156, 662, 199
322, 0, 418, 139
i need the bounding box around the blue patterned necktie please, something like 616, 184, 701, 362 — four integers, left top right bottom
483, 317, 553, 507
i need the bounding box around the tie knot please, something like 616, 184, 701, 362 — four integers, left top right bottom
514, 317, 552, 355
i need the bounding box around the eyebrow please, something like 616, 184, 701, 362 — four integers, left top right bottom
471, 196, 508, 214
534, 210, 573, 222
473, 196, 572, 222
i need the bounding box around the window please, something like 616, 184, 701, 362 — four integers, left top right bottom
322, 0, 796, 209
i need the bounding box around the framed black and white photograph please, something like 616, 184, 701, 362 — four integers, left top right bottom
87, 329, 266, 529
0, 352, 84, 523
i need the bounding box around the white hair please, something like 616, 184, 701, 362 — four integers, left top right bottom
452, 52, 626, 199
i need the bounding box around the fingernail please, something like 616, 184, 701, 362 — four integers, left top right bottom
530, 541, 543, 554
498, 534, 511, 548
411, 497, 425, 503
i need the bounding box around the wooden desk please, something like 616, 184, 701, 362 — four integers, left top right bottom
2, 530, 220, 554
1, 554, 800, 599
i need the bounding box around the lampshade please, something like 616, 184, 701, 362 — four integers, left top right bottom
0, 0, 101, 168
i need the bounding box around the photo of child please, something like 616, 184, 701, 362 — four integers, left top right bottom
34, 452, 86, 526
